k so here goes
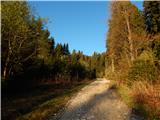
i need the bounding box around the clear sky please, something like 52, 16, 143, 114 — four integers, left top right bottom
29, 1, 143, 56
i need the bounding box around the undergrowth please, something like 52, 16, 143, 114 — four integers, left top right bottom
110, 80, 160, 120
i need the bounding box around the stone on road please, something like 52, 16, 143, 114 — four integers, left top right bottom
51, 78, 143, 120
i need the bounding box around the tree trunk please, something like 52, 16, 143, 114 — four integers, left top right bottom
3, 54, 10, 80
3, 38, 12, 80
3, 66, 7, 80
111, 57, 115, 73
124, 10, 134, 62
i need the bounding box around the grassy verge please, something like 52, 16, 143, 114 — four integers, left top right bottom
108, 80, 133, 107
18, 80, 92, 120
109, 80, 160, 120
131, 81, 160, 120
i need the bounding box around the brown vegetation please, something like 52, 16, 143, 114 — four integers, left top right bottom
106, 1, 160, 119
132, 81, 160, 119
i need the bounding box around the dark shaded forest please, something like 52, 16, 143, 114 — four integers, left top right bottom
1, 1, 106, 90
1, 1, 106, 120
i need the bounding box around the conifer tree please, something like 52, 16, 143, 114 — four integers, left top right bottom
143, 1, 160, 33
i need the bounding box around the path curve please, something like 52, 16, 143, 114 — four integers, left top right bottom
51, 78, 143, 120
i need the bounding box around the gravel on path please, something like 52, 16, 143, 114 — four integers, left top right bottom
50, 78, 143, 120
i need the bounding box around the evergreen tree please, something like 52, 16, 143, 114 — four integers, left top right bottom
63, 43, 70, 55
143, 1, 160, 33
49, 37, 55, 54
55, 43, 63, 58
65, 43, 70, 55
143, 1, 160, 62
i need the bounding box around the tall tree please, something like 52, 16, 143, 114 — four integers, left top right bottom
143, 1, 160, 34
1, 1, 35, 80
143, 1, 160, 61
55, 43, 63, 58
63, 43, 70, 55
49, 37, 55, 54
106, 1, 145, 72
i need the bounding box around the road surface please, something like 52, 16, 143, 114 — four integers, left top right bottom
50, 78, 143, 120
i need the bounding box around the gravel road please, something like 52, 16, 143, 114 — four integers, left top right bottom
50, 78, 143, 120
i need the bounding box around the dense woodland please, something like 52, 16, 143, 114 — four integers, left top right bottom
1, 2, 106, 119
1, 1, 106, 91
106, 1, 160, 80
106, 1, 160, 119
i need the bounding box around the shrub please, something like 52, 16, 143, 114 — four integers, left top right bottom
128, 60, 158, 82
132, 81, 160, 120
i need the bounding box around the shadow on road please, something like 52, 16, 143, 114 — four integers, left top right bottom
53, 83, 143, 120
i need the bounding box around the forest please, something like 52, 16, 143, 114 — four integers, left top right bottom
106, 1, 160, 120
1, 1, 106, 120
1, 1, 160, 120
1, 1, 106, 88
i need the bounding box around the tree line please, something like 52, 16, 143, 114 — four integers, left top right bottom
105, 1, 160, 119
106, 1, 160, 82
1, 1, 106, 91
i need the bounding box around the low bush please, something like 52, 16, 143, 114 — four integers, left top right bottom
128, 60, 158, 82
132, 81, 160, 120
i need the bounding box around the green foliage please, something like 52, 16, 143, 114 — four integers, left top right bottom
1, 1, 53, 80
1, 1, 96, 93
152, 35, 160, 60
128, 59, 158, 82
138, 50, 155, 62
143, 1, 160, 33
55, 43, 64, 57
1, 1, 32, 80
128, 50, 158, 82
90, 52, 106, 77
105, 66, 116, 79
117, 84, 133, 107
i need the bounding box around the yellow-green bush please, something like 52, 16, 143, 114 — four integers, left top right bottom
128, 50, 158, 82
128, 60, 158, 82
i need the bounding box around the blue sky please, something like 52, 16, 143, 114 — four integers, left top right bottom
29, 1, 143, 56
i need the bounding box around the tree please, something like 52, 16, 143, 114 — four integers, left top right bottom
1, 1, 35, 80
64, 43, 70, 55
55, 43, 63, 58
106, 1, 145, 72
143, 1, 160, 34
143, 1, 160, 62
1, 1, 53, 80
49, 37, 55, 54
62, 43, 70, 55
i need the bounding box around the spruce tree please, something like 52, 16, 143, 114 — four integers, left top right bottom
143, 1, 160, 33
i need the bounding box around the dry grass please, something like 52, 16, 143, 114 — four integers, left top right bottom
111, 79, 160, 120
132, 81, 160, 120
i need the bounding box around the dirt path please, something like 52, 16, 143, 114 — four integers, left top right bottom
50, 78, 143, 120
